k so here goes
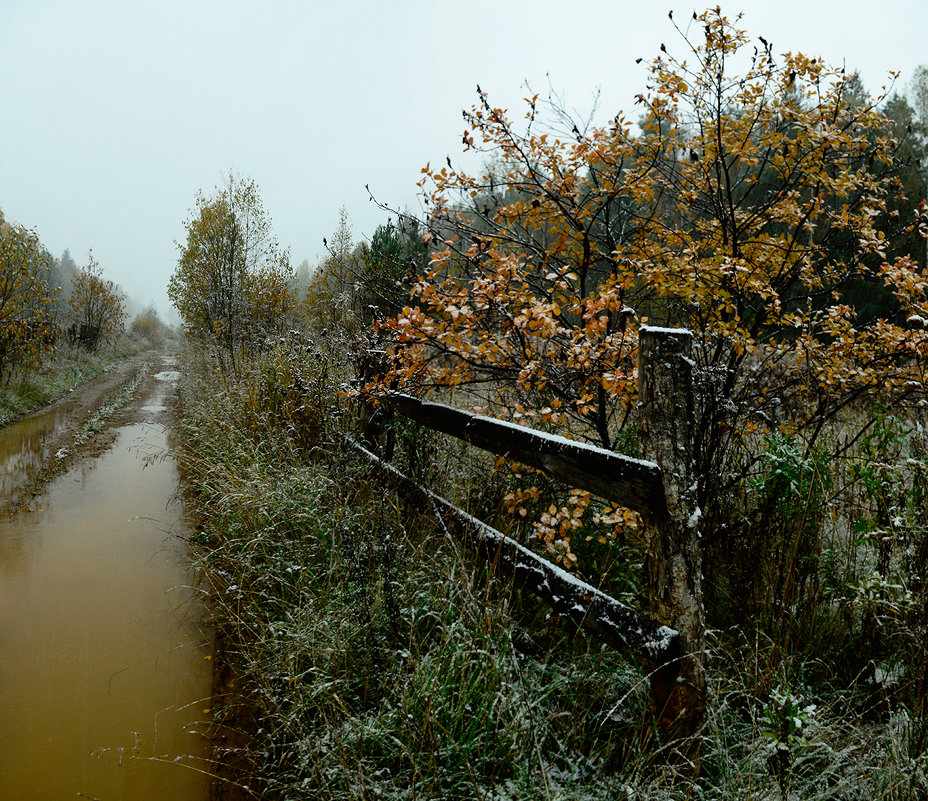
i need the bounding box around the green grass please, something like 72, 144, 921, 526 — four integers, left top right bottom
173, 339, 928, 800
0, 340, 137, 425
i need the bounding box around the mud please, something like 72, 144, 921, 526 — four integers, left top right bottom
1, 351, 165, 514
0, 353, 213, 800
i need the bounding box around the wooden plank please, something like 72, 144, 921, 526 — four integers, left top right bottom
380, 393, 667, 517
638, 326, 706, 747
346, 437, 680, 675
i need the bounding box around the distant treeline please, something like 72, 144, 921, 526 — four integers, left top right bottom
0, 205, 159, 382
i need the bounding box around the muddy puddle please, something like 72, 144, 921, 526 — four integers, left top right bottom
0, 359, 212, 799
0, 402, 74, 500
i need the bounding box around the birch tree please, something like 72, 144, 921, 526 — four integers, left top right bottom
67, 252, 126, 350
169, 174, 293, 367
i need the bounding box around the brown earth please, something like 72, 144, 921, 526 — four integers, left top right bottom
2, 350, 171, 514
2, 349, 260, 800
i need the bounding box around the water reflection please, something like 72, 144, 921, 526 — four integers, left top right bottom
0, 367, 211, 799
0, 403, 73, 500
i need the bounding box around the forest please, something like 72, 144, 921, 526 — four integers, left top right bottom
0, 206, 174, 424
4, 8, 928, 800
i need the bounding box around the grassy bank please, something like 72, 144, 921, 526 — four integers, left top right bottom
0, 340, 138, 425
174, 339, 928, 800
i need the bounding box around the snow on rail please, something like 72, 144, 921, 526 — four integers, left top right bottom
346, 438, 680, 673
381, 393, 668, 517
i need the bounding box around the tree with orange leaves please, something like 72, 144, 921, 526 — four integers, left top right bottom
364, 9, 928, 571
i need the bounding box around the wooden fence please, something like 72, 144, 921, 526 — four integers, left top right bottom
351, 326, 705, 743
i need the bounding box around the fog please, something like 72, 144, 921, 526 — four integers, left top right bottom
1, 0, 923, 319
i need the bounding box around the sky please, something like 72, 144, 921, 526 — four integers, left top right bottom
1, 0, 925, 321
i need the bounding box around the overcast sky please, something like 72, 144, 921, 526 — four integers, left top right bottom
1, 0, 925, 320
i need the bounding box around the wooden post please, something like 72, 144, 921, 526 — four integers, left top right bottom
357, 350, 395, 460
637, 327, 706, 750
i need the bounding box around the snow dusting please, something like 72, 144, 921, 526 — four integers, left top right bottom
471, 413, 662, 470
687, 507, 702, 529
639, 325, 693, 336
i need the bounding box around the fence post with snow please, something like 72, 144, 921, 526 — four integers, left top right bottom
352, 326, 707, 746
637, 325, 706, 745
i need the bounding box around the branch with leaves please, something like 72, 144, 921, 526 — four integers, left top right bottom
362, 8, 928, 568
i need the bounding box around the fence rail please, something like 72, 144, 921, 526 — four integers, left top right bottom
355, 326, 705, 745
379, 393, 668, 517
348, 438, 679, 675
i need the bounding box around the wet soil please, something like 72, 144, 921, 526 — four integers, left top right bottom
0, 350, 213, 799
2, 350, 168, 514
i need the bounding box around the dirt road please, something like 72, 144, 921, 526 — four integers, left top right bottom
0, 349, 213, 800
2, 349, 173, 513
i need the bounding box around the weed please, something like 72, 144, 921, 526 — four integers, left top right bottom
172, 340, 928, 800
0, 340, 139, 425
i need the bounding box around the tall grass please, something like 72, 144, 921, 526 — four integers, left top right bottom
174, 337, 928, 800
